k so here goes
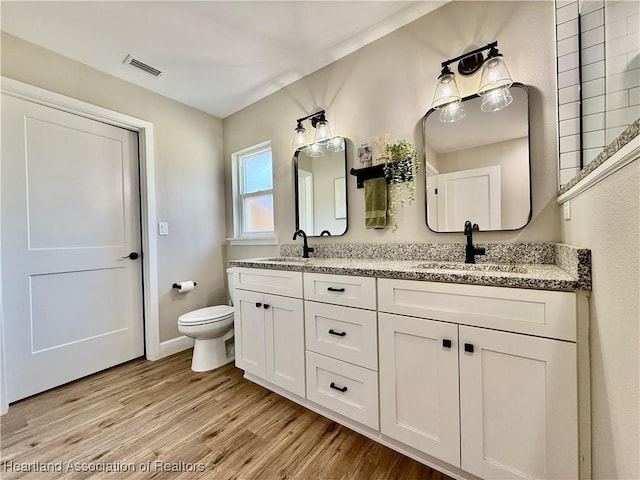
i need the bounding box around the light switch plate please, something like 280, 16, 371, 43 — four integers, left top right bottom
563, 201, 571, 220
158, 221, 169, 235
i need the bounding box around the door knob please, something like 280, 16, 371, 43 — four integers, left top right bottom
122, 252, 139, 260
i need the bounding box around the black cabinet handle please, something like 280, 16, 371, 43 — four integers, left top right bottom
330, 382, 348, 393
255, 302, 262, 308
327, 287, 345, 293
442, 339, 452, 349
122, 252, 139, 260
263, 304, 270, 309
464, 343, 474, 353
328, 329, 346, 337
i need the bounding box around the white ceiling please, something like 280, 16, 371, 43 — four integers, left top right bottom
1, 1, 446, 118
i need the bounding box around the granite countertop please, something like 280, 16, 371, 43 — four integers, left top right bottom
229, 243, 591, 292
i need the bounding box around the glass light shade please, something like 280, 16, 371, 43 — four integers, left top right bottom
480, 86, 513, 112
431, 72, 461, 110
326, 136, 345, 152
478, 55, 513, 96
292, 125, 308, 149
313, 120, 332, 143
439, 102, 467, 123
306, 143, 324, 157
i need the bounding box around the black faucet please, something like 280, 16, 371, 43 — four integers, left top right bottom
293, 229, 314, 258
464, 220, 485, 264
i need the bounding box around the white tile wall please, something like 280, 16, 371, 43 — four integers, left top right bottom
582, 78, 605, 98
558, 52, 580, 72
583, 112, 606, 132
559, 85, 580, 104
581, 44, 605, 65
556, 0, 581, 187
556, 0, 640, 188
583, 95, 605, 115
561, 151, 582, 168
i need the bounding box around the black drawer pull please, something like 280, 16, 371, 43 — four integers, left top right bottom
442, 339, 452, 349
255, 302, 262, 308
327, 287, 345, 293
330, 382, 348, 393
328, 329, 346, 337
464, 343, 474, 353
263, 304, 270, 309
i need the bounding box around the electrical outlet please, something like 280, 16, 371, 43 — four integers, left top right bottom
158, 221, 169, 235
563, 201, 571, 220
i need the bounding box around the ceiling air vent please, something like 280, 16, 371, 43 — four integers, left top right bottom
123, 54, 163, 77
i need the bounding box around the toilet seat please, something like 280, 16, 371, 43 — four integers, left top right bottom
178, 305, 234, 326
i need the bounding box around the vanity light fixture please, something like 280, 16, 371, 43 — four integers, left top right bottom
291, 109, 345, 154
292, 121, 308, 150
430, 41, 513, 120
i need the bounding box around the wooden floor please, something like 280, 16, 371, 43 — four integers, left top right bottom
1, 351, 452, 480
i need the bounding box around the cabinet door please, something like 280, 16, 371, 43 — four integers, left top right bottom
234, 289, 266, 378
265, 294, 305, 397
459, 326, 577, 480
379, 313, 460, 467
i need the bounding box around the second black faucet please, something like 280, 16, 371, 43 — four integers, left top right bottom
464, 220, 485, 264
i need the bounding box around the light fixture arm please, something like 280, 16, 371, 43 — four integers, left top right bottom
295, 109, 326, 127
440, 41, 498, 70
440, 41, 501, 78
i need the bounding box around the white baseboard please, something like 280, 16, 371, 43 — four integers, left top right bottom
158, 335, 194, 358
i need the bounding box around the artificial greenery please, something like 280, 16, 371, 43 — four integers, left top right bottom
382, 139, 420, 232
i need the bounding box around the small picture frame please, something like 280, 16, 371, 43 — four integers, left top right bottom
356, 144, 373, 169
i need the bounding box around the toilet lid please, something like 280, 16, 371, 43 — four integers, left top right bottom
178, 305, 234, 325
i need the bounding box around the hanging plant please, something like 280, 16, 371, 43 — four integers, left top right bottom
382, 139, 420, 232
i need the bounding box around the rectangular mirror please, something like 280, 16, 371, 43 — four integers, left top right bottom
294, 138, 348, 236
423, 83, 531, 233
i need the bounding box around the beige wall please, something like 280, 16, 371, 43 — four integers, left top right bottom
223, 1, 559, 261
560, 160, 640, 479
1, 32, 226, 342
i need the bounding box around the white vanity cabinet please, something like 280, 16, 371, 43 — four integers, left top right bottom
230, 264, 588, 480
233, 268, 305, 397
378, 278, 580, 480
303, 273, 379, 429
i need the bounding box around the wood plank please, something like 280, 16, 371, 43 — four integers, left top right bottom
0, 351, 452, 480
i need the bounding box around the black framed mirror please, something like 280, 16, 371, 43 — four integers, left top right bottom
294, 138, 348, 236
423, 82, 531, 233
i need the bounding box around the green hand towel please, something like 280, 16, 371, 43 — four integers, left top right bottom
364, 177, 388, 229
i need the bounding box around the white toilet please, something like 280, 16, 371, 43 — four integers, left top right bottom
177, 268, 235, 372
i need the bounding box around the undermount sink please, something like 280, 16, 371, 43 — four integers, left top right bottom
261, 257, 309, 263
414, 261, 528, 274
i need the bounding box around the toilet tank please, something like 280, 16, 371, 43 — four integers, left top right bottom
226, 268, 235, 305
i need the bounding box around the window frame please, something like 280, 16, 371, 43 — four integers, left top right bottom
230, 140, 277, 245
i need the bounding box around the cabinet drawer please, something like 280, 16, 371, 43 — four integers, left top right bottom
305, 351, 379, 429
303, 273, 376, 309
305, 301, 378, 370
378, 279, 577, 341
233, 267, 302, 298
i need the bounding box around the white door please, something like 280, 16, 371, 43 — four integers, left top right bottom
379, 313, 461, 467
459, 326, 578, 479
297, 169, 314, 233
437, 165, 501, 231
1, 94, 144, 402
264, 294, 304, 397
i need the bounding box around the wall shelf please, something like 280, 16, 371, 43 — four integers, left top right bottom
350, 160, 413, 189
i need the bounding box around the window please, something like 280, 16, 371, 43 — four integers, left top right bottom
231, 141, 275, 244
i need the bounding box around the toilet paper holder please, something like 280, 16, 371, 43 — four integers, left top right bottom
172, 282, 197, 289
